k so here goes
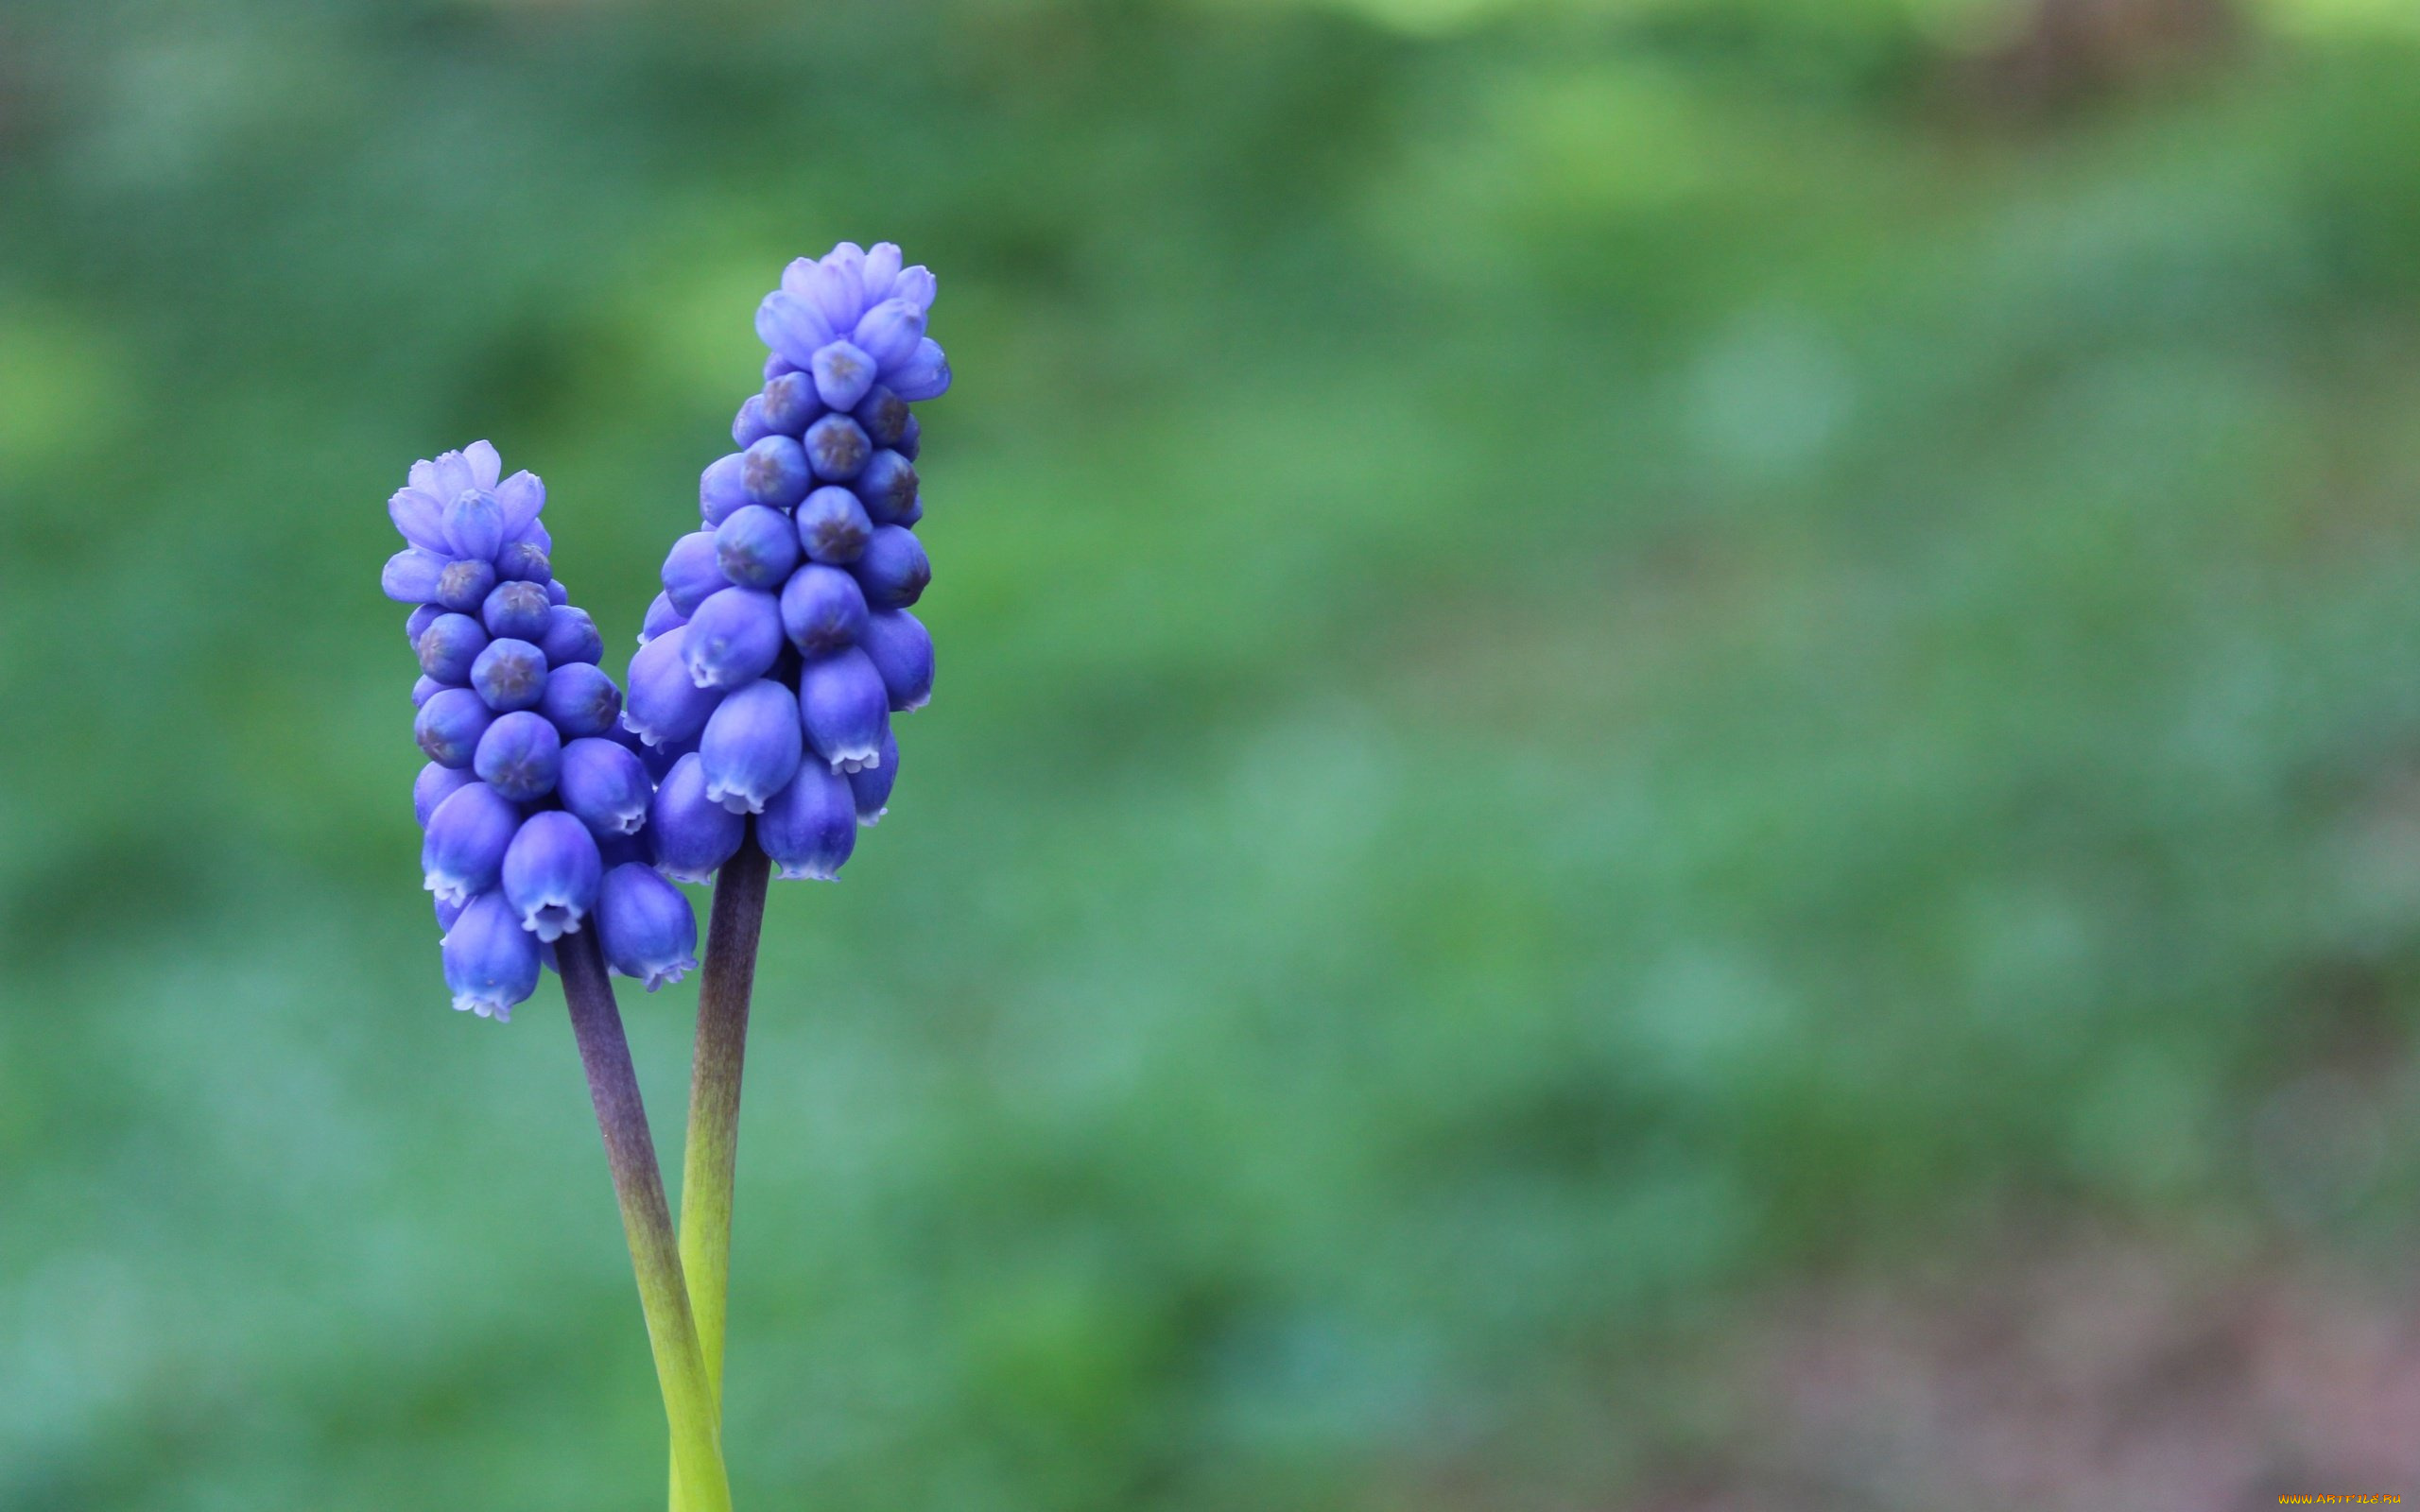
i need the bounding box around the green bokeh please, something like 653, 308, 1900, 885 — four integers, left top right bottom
6, 0, 2420, 1505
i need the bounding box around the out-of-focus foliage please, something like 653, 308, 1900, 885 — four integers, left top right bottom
7, 0, 2420, 1505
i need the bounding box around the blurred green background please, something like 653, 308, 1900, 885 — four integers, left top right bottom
10, 0, 2420, 1505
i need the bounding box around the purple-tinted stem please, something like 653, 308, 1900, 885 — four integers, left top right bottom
557, 929, 734, 1512
679, 835, 771, 1400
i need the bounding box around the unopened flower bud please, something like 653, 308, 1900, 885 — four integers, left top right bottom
418, 612, 489, 684
539, 605, 604, 667
779, 562, 869, 654
857, 609, 934, 712
623, 625, 720, 747
804, 413, 871, 482
416, 685, 496, 768
852, 524, 930, 610
471, 637, 548, 712
482, 579, 553, 642
662, 530, 730, 615
796, 486, 872, 565
716, 505, 802, 589
541, 662, 623, 738
475, 709, 562, 802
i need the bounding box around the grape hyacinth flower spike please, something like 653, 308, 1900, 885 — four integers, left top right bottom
381, 444, 729, 1512
649, 241, 950, 1508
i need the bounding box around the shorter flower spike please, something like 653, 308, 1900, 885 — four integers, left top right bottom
596, 863, 699, 989
383, 440, 699, 1022
442, 891, 542, 1021
503, 810, 605, 942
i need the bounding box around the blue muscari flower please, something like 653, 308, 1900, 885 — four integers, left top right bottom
483, 579, 553, 642
560, 735, 654, 835
385, 442, 699, 1019
630, 242, 948, 888
540, 605, 605, 667
852, 525, 929, 610
699, 679, 803, 816
625, 626, 720, 747
683, 587, 785, 690
443, 891, 542, 1022
503, 809, 605, 942
662, 530, 730, 615
847, 726, 900, 825
475, 709, 562, 802
715, 505, 802, 589
649, 752, 745, 884
779, 563, 868, 654
542, 662, 623, 738
639, 592, 687, 645
856, 609, 934, 713
800, 648, 889, 774
596, 863, 699, 990
741, 436, 813, 510
757, 762, 856, 880
796, 486, 872, 565
470, 638, 548, 713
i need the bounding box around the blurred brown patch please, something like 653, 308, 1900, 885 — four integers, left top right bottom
1639, 1235, 2420, 1511
1955, 0, 2240, 112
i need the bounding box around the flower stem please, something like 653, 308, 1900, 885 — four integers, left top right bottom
557, 927, 735, 1512
683, 836, 771, 1393
668, 837, 770, 1512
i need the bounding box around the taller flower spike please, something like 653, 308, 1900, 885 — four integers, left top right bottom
384, 442, 699, 1020
639, 240, 950, 888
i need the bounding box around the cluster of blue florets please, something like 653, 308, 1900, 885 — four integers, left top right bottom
623, 241, 949, 884
384, 442, 699, 1021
